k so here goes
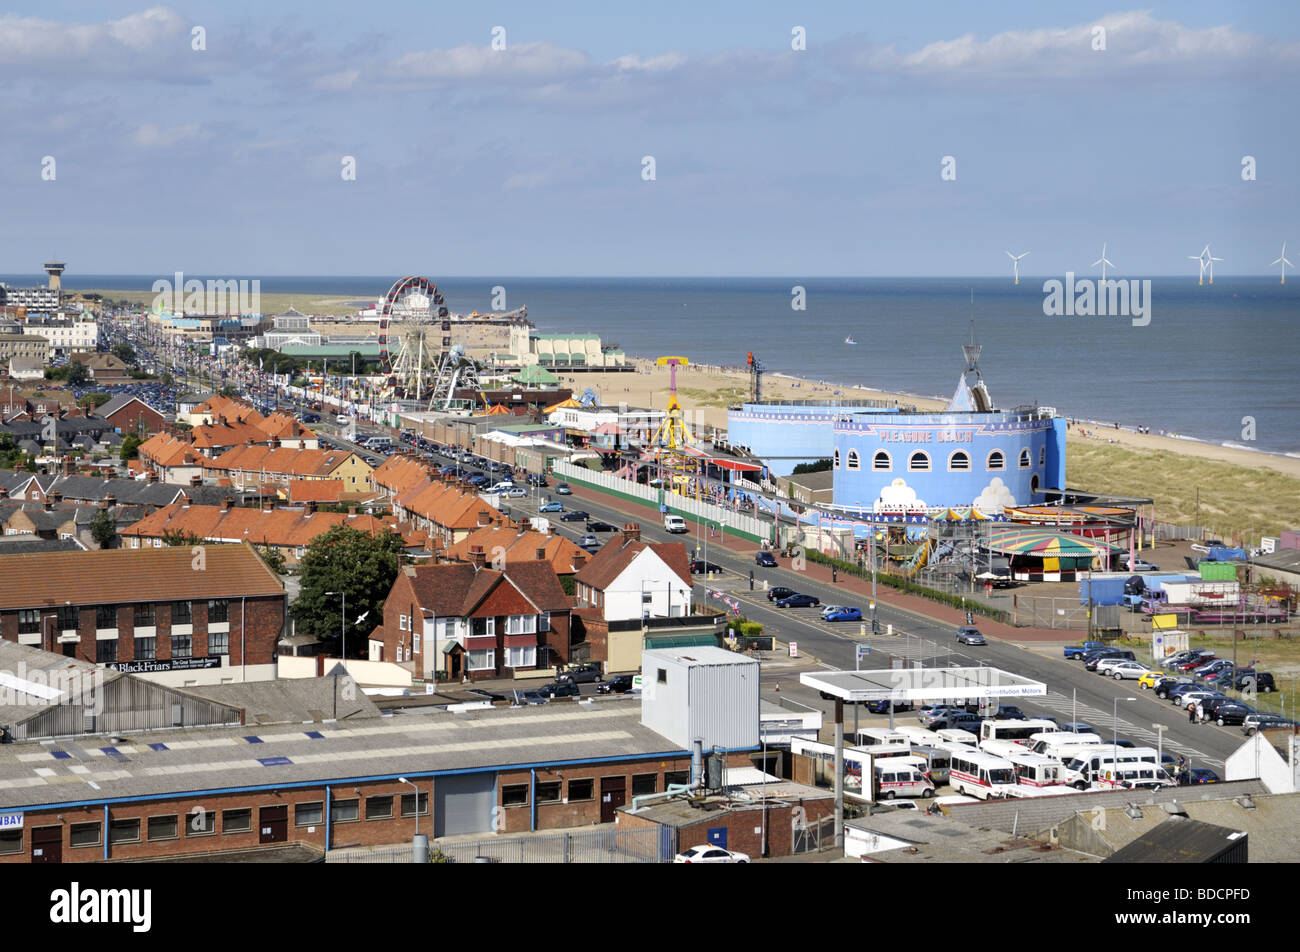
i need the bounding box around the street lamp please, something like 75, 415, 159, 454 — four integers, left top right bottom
398, 777, 420, 836
1153, 723, 1167, 774
870, 529, 881, 634
1113, 696, 1137, 783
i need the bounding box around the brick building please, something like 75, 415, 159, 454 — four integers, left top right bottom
0, 544, 286, 686
97, 395, 167, 437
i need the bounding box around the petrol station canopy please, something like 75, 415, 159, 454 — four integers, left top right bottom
801, 666, 1047, 703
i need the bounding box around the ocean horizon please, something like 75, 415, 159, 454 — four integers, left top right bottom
8, 274, 1297, 457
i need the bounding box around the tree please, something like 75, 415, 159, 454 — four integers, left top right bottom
81, 391, 112, 411
256, 543, 287, 575
89, 509, 117, 548
292, 525, 405, 657
160, 372, 175, 387
0, 434, 29, 470
111, 342, 136, 365
120, 434, 143, 461
66, 360, 90, 387
160, 527, 203, 546
792, 459, 833, 475
558, 574, 576, 597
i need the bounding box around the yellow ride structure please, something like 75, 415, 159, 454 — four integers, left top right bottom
651, 356, 697, 496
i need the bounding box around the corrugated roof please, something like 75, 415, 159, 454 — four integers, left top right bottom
1104, 816, 1247, 863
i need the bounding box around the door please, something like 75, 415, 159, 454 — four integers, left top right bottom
31, 826, 61, 864
706, 826, 727, 849
434, 774, 494, 837
61, 642, 76, 658
259, 805, 287, 844
599, 776, 626, 823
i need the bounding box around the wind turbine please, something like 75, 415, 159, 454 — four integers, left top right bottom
1271, 242, 1293, 284
1005, 251, 1028, 285
1189, 244, 1209, 286
1091, 242, 1115, 281
1206, 245, 1223, 284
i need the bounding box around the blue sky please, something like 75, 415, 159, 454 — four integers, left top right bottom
1, 2, 1297, 277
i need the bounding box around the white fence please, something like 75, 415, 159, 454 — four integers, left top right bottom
550, 460, 771, 543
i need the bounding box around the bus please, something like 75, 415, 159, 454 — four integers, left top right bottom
873, 760, 936, 800
979, 718, 1060, 745
1061, 746, 1160, 789
908, 744, 954, 785
1006, 749, 1066, 787
948, 750, 1019, 800
852, 727, 910, 748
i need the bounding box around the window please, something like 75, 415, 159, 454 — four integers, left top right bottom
845, 449, 860, 471
134, 603, 155, 627
171, 631, 192, 658
222, 809, 252, 833
57, 604, 78, 630
632, 773, 658, 796
172, 600, 191, 623
96, 605, 117, 630
987, 450, 1005, 471
664, 770, 690, 787
501, 784, 529, 807
1031, 474, 1041, 493
208, 599, 228, 623
97, 640, 118, 663
0, 829, 22, 855
148, 815, 178, 841
468, 649, 495, 671
399, 614, 408, 631
209, 631, 228, 655
1019, 448, 1031, 469
872, 450, 892, 472
567, 779, 594, 802
400, 792, 429, 817
1039, 446, 1046, 466
330, 799, 359, 824
134, 636, 156, 660
295, 802, 324, 827
908, 451, 931, 472
535, 782, 562, 804
538, 611, 551, 632
506, 646, 536, 668
185, 809, 216, 837
70, 822, 101, 848
365, 796, 394, 820
506, 614, 536, 635
17, 610, 39, 635
833, 448, 840, 469
470, 616, 495, 637
948, 451, 970, 471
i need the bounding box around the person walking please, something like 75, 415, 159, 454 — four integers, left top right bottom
1195, 702, 1205, 724
1188, 703, 1197, 724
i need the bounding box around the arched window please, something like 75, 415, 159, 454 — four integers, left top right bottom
1039, 446, 1046, 466
908, 451, 931, 472
846, 449, 860, 471
834, 448, 840, 469
873, 450, 892, 472
987, 450, 1005, 471
948, 451, 970, 471
1031, 473, 1041, 493
1019, 448, 1031, 469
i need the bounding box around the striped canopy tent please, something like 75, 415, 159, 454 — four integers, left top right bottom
484, 403, 512, 415
931, 506, 992, 522
983, 525, 1117, 563
543, 397, 582, 414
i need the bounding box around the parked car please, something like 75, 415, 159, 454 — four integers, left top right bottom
597, 674, 638, 694
955, 626, 986, 646
1155, 677, 1196, 700
994, 705, 1027, 720
674, 845, 749, 864
1137, 671, 1165, 690
1085, 649, 1135, 671
526, 473, 548, 487
1105, 661, 1152, 681
1234, 671, 1276, 693
560, 663, 603, 684
823, 606, 863, 622
929, 710, 982, 732
755, 550, 778, 567
1241, 713, 1297, 736
577, 534, 600, 549
1117, 556, 1160, 572
1178, 767, 1220, 785
1064, 641, 1107, 660
1204, 539, 1225, 549
1174, 655, 1216, 672
585, 520, 617, 532
554, 482, 572, 495
1211, 703, 1254, 727
766, 586, 797, 602
538, 500, 564, 513
1060, 721, 1096, 734
506, 487, 528, 498
866, 698, 913, 714
776, 593, 821, 608
689, 559, 724, 574
1193, 659, 1234, 679
1161, 648, 1215, 670
1175, 690, 1227, 711
559, 510, 589, 522
919, 705, 963, 727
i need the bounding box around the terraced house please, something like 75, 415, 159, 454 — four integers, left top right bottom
204, 444, 373, 493
390, 473, 509, 546
0, 544, 286, 686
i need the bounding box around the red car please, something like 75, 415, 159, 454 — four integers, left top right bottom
1175, 655, 1215, 672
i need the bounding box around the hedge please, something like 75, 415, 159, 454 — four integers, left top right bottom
803, 548, 1011, 624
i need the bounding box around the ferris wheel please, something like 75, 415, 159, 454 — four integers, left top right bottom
377, 276, 449, 397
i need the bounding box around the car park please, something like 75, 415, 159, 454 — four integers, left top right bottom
955, 626, 986, 646
822, 606, 863, 622
560, 510, 589, 522
754, 551, 778, 567
538, 500, 564, 513
776, 593, 820, 608
674, 845, 749, 864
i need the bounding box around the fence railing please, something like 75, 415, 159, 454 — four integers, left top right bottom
1151, 523, 1212, 542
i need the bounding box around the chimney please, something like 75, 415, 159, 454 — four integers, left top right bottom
146, 470, 158, 484
263, 498, 275, 512
51, 490, 62, 504
0, 487, 7, 499
621, 523, 641, 545
104, 493, 116, 507
220, 496, 231, 512
62, 458, 74, 477
468, 545, 487, 568
477, 510, 491, 526
43, 495, 52, 511
348, 505, 357, 515
97, 498, 108, 511
305, 500, 317, 514
536, 547, 547, 561
573, 552, 587, 570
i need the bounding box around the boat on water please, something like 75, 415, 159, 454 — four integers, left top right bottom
844, 335, 857, 345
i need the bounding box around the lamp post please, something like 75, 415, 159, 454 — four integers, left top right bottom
326, 590, 346, 660
870, 530, 880, 634
398, 776, 421, 836
1113, 696, 1136, 783
1153, 722, 1167, 775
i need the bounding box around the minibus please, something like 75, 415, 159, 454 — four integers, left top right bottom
1061, 746, 1160, 789
948, 750, 1019, 800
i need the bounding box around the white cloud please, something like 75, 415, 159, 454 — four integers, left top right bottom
133, 122, 201, 148
876, 478, 927, 511
0, 6, 187, 63
314, 69, 360, 92
972, 477, 1017, 513
390, 41, 588, 83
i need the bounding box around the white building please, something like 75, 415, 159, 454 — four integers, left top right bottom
574, 529, 693, 620
21, 318, 98, 357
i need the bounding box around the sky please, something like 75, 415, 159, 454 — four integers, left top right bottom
0, 1, 1297, 277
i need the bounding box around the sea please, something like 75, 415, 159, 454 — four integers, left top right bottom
7, 274, 1298, 457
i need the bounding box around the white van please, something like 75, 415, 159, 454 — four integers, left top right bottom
336, 414, 351, 425
935, 728, 979, 749
664, 515, 688, 533
873, 762, 936, 800
852, 727, 910, 749
979, 738, 1029, 760
1061, 746, 1160, 789
1099, 764, 1177, 790
895, 726, 942, 748
1032, 733, 1103, 758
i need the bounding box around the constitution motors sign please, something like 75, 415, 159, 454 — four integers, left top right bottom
105, 657, 223, 675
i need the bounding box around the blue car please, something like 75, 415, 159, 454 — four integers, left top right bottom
823, 606, 862, 622
866, 698, 912, 714
1063, 641, 1107, 660
538, 501, 564, 513
776, 593, 820, 608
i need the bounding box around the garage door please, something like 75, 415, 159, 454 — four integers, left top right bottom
434, 773, 496, 837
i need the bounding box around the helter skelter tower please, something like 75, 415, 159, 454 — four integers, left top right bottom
651, 355, 695, 493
